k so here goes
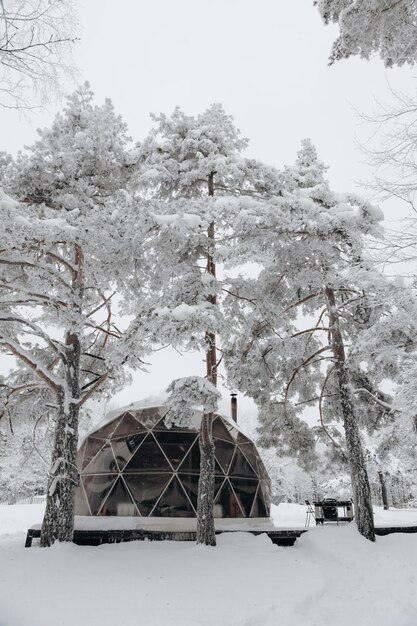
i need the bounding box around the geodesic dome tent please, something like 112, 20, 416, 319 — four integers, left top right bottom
74, 405, 271, 519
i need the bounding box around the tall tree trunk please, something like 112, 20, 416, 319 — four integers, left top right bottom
40, 332, 81, 546
40, 245, 83, 546
378, 471, 389, 510
197, 171, 217, 546
325, 287, 375, 542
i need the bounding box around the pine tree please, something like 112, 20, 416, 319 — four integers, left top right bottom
0, 85, 153, 545
315, 0, 417, 67
223, 140, 417, 540
135, 105, 282, 545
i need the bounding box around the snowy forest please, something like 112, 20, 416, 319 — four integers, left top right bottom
1, 2, 417, 625
1, 0, 417, 543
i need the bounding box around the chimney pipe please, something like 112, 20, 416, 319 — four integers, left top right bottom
231, 393, 237, 423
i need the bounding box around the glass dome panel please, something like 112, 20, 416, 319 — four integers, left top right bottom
153, 431, 198, 469
177, 440, 200, 474
124, 473, 171, 516
111, 412, 147, 438
82, 474, 117, 515
124, 433, 171, 472
229, 450, 258, 479
150, 476, 195, 517
215, 479, 244, 517
230, 478, 258, 516
82, 437, 106, 471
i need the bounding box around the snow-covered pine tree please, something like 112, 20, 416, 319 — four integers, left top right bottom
0, 85, 153, 545
315, 0, 417, 67
223, 139, 417, 541
135, 105, 282, 545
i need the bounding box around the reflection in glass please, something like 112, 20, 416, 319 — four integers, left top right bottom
215, 479, 244, 518
215, 440, 236, 474
230, 478, 258, 516
139, 407, 166, 429
250, 487, 268, 517
238, 443, 260, 476
82, 474, 117, 515
229, 450, 258, 479
124, 434, 171, 472
212, 417, 234, 442
84, 441, 118, 474
111, 435, 146, 471
124, 473, 171, 516
111, 412, 147, 439
82, 437, 106, 471
151, 476, 195, 517
91, 417, 121, 439
178, 441, 200, 474
100, 477, 139, 516
74, 481, 90, 515
153, 432, 198, 469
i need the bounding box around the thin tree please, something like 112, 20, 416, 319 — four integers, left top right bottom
223, 140, 417, 540
0, 0, 78, 108
135, 105, 282, 545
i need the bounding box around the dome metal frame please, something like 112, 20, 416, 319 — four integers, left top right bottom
75, 406, 271, 519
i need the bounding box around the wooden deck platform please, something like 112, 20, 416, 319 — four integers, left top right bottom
25, 527, 307, 548
26, 524, 417, 548
374, 526, 417, 536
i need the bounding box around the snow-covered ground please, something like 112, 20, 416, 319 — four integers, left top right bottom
1, 503, 417, 626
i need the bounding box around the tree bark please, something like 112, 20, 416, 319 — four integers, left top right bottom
325, 287, 375, 541
378, 471, 389, 510
40, 332, 81, 546
40, 245, 83, 546
197, 412, 216, 546
196, 171, 217, 546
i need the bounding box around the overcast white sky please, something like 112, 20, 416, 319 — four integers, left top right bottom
1, 0, 416, 418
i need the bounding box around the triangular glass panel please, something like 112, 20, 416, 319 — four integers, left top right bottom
124, 433, 171, 472
139, 407, 167, 429
215, 440, 236, 474
82, 474, 117, 515
110, 412, 147, 439
237, 431, 251, 444
212, 417, 234, 442
151, 476, 195, 517
224, 422, 240, 441
83, 441, 118, 473
99, 477, 139, 516
110, 434, 147, 471
74, 481, 90, 515
76, 440, 87, 472
124, 473, 171, 516
93, 416, 122, 439
153, 431, 198, 469
176, 474, 199, 510
82, 437, 106, 471
214, 479, 244, 518
230, 478, 258, 517
259, 478, 272, 508
237, 443, 260, 477
257, 458, 270, 480
250, 485, 268, 517
229, 449, 258, 479
177, 440, 201, 474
